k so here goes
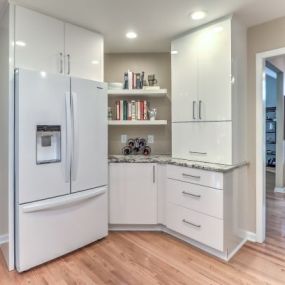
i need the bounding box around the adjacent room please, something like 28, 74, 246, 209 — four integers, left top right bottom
1, 0, 285, 284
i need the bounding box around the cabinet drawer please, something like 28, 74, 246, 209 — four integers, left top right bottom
167, 179, 223, 218
172, 122, 232, 165
166, 203, 224, 251
167, 165, 223, 189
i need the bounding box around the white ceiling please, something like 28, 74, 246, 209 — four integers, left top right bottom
7, 0, 285, 53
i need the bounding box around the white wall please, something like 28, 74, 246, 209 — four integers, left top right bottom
0, 3, 14, 270
248, 16, 285, 233
0, 4, 10, 252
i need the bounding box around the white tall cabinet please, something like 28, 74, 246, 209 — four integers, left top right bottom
171, 17, 247, 165
15, 6, 103, 81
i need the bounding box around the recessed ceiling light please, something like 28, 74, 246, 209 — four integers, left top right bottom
191, 11, 207, 20
91, 60, 99, 65
171, 50, 178, 55
15, 41, 27, 47
126, 32, 137, 39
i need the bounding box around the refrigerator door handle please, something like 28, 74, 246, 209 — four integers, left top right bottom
65, 92, 72, 183
22, 187, 106, 213
71, 92, 79, 181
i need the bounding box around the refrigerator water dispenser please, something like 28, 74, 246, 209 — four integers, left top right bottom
36, 125, 61, 164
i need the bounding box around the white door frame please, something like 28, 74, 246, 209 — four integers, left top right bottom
256, 47, 285, 243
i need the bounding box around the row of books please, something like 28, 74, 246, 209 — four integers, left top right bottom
123, 70, 144, 90
115, 100, 148, 120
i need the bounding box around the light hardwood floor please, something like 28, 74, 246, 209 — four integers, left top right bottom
1, 175, 285, 284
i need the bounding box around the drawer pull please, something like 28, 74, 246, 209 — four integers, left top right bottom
182, 173, 200, 179
182, 191, 201, 199
189, 151, 207, 155
182, 219, 201, 228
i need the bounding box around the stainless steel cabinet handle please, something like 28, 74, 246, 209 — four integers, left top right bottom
182, 191, 201, 198
153, 165, 156, 183
192, 101, 196, 120
67, 54, 71, 75
59, 52, 63, 74
198, 100, 202, 120
189, 151, 207, 155
182, 219, 201, 228
182, 173, 201, 179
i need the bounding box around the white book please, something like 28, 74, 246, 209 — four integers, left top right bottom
128, 70, 133, 90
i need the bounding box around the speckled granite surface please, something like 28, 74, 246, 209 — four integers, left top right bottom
108, 155, 249, 173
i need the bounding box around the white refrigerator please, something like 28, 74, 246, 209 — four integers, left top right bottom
15, 69, 108, 272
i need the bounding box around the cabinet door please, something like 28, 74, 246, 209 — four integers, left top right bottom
197, 19, 232, 121
172, 122, 232, 165
15, 6, 64, 74
65, 23, 103, 81
171, 32, 199, 122
109, 163, 157, 224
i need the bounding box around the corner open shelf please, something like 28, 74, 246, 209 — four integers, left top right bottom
108, 120, 167, 126
108, 89, 167, 97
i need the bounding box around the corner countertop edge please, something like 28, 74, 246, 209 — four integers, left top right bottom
108, 155, 249, 173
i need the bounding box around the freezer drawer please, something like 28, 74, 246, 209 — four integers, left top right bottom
16, 187, 108, 272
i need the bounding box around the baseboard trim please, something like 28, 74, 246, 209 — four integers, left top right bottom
0, 234, 8, 246
238, 229, 257, 242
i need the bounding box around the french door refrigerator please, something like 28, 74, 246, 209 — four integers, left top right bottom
15, 69, 108, 272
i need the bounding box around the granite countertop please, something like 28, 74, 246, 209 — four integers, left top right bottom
108, 155, 249, 173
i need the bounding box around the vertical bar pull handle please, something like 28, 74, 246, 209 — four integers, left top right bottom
71, 92, 79, 181
193, 101, 196, 120
67, 54, 71, 75
65, 92, 72, 183
59, 53, 63, 74
153, 165, 156, 183
199, 100, 202, 120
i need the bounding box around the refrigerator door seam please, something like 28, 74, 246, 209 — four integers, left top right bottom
71, 91, 79, 181
65, 92, 72, 183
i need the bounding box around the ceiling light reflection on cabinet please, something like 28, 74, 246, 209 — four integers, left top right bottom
171, 50, 178, 55
15, 41, 27, 47
213, 26, 223, 33
91, 60, 99, 65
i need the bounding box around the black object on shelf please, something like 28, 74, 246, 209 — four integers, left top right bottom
266, 107, 276, 167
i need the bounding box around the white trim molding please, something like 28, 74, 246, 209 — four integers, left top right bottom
256, 47, 285, 244
0, 234, 8, 246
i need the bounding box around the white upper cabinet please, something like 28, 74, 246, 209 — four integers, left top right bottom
14, 6, 104, 81
15, 6, 64, 74
171, 32, 198, 122
65, 23, 103, 81
171, 18, 233, 122
197, 20, 232, 121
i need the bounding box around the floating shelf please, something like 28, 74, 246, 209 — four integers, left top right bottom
108, 89, 167, 97
108, 120, 167, 126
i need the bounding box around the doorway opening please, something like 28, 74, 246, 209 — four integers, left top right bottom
256, 48, 285, 243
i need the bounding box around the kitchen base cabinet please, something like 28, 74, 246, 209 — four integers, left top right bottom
109, 163, 157, 225
109, 162, 249, 261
